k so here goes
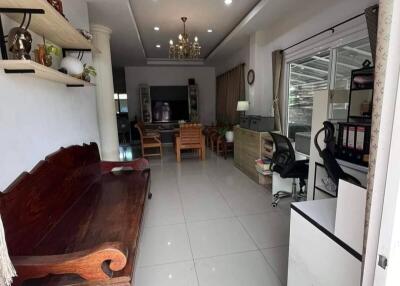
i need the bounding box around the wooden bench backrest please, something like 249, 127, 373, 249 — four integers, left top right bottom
0, 143, 101, 256
180, 124, 202, 145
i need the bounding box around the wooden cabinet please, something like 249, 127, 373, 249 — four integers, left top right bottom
234, 126, 269, 182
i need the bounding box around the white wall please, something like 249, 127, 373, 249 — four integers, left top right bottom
214, 0, 377, 118
125, 66, 216, 125
0, 0, 100, 191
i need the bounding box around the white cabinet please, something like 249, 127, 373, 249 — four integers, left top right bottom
288, 198, 363, 286
288, 208, 362, 286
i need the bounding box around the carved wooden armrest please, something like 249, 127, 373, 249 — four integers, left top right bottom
12, 242, 127, 285
101, 158, 150, 173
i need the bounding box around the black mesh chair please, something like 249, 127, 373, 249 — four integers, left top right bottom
269, 132, 309, 207
314, 121, 361, 191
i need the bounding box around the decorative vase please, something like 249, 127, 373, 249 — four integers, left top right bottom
35, 45, 53, 67
225, 131, 234, 143
60, 56, 84, 78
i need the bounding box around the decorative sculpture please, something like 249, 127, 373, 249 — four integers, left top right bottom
8, 27, 32, 60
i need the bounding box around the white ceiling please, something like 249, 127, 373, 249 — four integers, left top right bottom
87, 0, 145, 67
86, 0, 356, 67
130, 0, 260, 59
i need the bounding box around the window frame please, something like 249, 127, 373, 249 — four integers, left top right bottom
282, 25, 369, 137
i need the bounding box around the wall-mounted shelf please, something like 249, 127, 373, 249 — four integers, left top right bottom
0, 0, 98, 52
0, 60, 94, 87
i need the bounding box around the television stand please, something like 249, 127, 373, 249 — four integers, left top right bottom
146, 122, 179, 144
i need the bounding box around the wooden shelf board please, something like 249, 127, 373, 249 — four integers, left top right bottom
0, 0, 98, 52
0, 60, 95, 86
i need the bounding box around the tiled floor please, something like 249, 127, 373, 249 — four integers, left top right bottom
134, 147, 290, 286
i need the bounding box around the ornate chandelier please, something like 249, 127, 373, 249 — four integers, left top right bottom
169, 17, 201, 60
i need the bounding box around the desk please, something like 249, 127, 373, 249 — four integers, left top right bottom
288, 199, 362, 286
288, 180, 366, 286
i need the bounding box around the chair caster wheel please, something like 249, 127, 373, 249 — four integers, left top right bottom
273, 194, 279, 199
148, 193, 153, 200
272, 203, 278, 208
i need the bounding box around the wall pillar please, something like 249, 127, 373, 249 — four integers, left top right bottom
91, 24, 119, 161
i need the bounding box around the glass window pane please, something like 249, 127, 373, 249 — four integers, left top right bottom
329, 38, 372, 121
334, 38, 372, 90
120, 99, 128, 113
119, 93, 128, 100
287, 50, 330, 140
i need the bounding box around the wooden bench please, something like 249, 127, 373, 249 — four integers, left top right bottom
0, 143, 151, 286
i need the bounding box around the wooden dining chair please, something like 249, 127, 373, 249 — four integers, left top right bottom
175, 123, 206, 162
135, 123, 162, 158
210, 131, 224, 156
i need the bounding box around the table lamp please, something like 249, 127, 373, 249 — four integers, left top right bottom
237, 101, 249, 118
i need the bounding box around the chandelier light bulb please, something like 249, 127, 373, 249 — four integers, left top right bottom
169, 17, 201, 60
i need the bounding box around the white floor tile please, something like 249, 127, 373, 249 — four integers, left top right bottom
138, 224, 192, 267
137, 148, 291, 285
178, 173, 217, 193
181, 189, 234, 222
144, 189, 185, 227
135, 261, 198, 286
195, 251, 282, 286
262, 246, 289, 286
187, 218, 257, 259
223, 189, 278, 216
238, 212, 290, 249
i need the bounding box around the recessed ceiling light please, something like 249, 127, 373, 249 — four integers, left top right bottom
156, 44, 161, 48
154, 26, 160, 31
207, 29, 213, 33
224, 0, 232, 5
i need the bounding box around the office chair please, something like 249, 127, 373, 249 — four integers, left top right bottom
314, 121, 361, 192
269, 132, 309, 207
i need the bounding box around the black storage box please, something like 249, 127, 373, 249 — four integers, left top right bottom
249, 116, 275, 132
336, 122, 371, 166
240, 117, 251, 129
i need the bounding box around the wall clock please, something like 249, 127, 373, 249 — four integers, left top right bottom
247, 69, 255, 85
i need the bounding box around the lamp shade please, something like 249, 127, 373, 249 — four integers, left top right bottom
237, 101, 250, 112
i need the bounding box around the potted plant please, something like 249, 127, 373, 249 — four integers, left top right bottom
218, 125, 234, 142
225, 127, 234, 143
81, 64, 97, 82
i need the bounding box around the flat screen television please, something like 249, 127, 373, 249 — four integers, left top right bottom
150, 86, 189, 122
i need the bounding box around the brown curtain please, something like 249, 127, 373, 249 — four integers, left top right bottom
216, 64, 245, 125
272, 50, 284, 131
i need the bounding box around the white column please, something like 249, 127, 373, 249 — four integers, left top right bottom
91, 24, 119, 161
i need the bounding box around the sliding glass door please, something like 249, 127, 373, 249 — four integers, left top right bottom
286, 37, 373, 141
287, 50, 331, 140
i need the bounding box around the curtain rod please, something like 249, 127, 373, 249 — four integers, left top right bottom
282, 12, 366, 53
